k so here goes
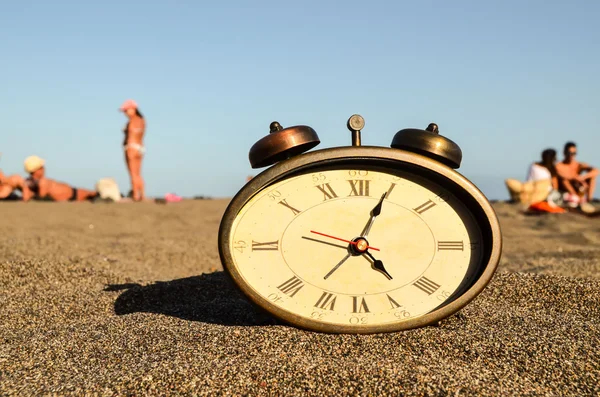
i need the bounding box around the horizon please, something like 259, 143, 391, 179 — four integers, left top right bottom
1, 1, 598, 201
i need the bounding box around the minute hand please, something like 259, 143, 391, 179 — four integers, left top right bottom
361, 193, 386, 237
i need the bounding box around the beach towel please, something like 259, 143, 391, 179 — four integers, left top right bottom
528, 201, 566, 214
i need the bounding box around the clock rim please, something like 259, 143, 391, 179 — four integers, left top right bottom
218, 146, 503, 334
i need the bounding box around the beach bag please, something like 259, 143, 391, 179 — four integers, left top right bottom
95, 178, 122, 202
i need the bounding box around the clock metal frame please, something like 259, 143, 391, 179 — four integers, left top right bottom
218, 146, 502, 334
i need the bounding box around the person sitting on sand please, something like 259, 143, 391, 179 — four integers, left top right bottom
505, 148, 561, 208
556, 142, 598, 206
23, 155, 101, 202
526, 149, 559, 190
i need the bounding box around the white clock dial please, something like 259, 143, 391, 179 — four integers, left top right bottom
228, 167, 484, 329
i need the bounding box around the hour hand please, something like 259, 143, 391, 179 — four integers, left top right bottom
364, 251, 393, 280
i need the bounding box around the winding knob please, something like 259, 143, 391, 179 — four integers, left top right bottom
347, 114, 365, 146
347, 114, 365, 132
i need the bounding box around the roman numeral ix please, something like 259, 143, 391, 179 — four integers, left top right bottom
252, 240, 279, 251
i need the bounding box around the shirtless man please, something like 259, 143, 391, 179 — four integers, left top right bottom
556, 142, 598, 203
23, 155, 99, 202
120, 99, 146, 202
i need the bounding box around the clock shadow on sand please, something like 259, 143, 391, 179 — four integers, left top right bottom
104, 271, 279, 327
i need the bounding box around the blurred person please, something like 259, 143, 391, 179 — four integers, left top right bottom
0, 153, 31, 200
0, 169, 32, 200
505, 148, 558, 207
526, 149, 559, 190
556, 142, 598, 205
120, 99, 146, 202
23, 155, 99, 202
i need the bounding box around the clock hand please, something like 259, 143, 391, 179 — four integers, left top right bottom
364, 251, 393, 280
323, 252, 352, 280
309, 230, 380, 251
301, 236, 347, 250
360, 193, 387, 237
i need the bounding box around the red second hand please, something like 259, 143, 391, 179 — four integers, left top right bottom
310, 230, 380, 251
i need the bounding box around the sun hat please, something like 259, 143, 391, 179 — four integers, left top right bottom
24, 155, 45, 173
119, 99, 138, 111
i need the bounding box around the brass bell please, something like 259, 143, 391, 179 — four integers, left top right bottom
249, 121, 320, 168
390, 123, 462, 169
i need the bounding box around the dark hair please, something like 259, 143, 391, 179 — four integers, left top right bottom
564, 141, 576, 153
135, 108, 144, 118
537, 148, 557, 177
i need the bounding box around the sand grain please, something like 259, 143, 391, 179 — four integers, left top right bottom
1, 201, 599, 396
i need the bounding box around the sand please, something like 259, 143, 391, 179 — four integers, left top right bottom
1, 200, 599, 396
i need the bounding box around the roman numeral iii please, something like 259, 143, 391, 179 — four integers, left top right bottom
437, 241, 464, 251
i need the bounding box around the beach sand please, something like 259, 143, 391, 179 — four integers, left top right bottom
1, 200, 599, 396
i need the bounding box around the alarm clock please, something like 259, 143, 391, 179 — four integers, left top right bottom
218, 115, 502, 334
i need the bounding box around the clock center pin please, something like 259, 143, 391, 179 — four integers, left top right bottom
351, 237, 370, 254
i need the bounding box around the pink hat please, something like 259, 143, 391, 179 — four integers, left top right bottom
119, 99, 138, 111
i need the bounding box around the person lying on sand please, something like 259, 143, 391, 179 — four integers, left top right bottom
556, 142, 598, 205
0, 169, 33, 200
23, 155, 101, 202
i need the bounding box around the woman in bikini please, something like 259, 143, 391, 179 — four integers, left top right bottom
505, 149, 559, 206
120, 99, 146, 202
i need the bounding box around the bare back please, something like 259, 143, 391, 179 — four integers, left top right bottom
26, 177, 96, 202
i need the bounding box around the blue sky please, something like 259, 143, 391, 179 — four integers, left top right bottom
1, 0, 598, 199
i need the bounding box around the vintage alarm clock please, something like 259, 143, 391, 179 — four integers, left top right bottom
218, 115, 502, 334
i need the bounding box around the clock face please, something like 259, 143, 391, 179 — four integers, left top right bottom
224, 164, 490, 333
